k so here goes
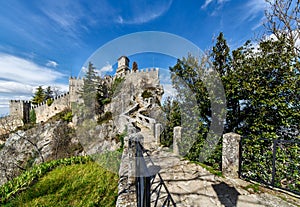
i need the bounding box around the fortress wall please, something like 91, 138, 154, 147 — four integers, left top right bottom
115, 68, 160, 94
7, 67, 161, 125
32, 93, 70, 123
69, 77, 84, 105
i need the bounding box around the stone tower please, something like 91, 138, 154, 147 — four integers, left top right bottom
9, 100, 31, 123
69, 77, 84, 105
116, 56, 130, 75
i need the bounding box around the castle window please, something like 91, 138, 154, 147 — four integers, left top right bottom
54, 107, 57, 110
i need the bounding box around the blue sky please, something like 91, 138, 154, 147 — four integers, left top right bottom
0, 0, 268, 115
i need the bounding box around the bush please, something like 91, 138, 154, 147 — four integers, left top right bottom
29, 109, 36, 124
101, 98, 111, 105
46, 99, 54, 106
115, 131, 127, 152
141, 90, 152, 99
97, 111, 112, 124
62, 111, 73, 122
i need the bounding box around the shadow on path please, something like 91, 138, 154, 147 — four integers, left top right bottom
212, 182, 240, 207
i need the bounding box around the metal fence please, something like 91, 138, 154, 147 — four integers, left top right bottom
134, 139, 176, 207
239, 137, 300, 195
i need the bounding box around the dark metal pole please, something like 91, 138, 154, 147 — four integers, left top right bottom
271, 140, 277, 186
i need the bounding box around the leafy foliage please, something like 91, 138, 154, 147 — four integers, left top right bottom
32, 86, 55, 105
241, 138, 300, 194
31, 86, 45, 105
160, 97, 181, 147
167, 32, 299, 173
46, 98, 53, 106
97, 111, 112, 124
141, 90, 153, 99
29, 109, 36, 124
115, 131, 127, 152
61, 111, 73, 123
79, 62, 99, 110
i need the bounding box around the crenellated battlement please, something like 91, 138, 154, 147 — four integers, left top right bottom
31, 92, 70, 109
7, 56, 161, 125
114, 67, 159, 80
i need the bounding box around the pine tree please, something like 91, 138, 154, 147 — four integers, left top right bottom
79, 62, 98, 109
132, 61, 138, 72
45, 86, 54, 100
212, 32, 231, 76
32, 86, 45, 105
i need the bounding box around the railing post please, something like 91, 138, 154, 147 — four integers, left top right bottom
135, 139, 151, 207
271, 140, 278, 186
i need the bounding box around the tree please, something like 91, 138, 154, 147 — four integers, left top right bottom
29, 109, 36, 124
231, 38, 300, 138
79, 62, 99, 110
44, 86, 54, 100
169, 54, 222, 165
160, 97, 181, 147
132, 61, 138, 72
211, 32, 240, 133
211, 32, 231, 77
264, 0, 300, 54
32, 86, 56, 105
32, 86, 45, 105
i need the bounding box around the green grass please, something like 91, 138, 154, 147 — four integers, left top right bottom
189, 160, 224, 177
243, 183, 261, 193
4, 162, 119, 207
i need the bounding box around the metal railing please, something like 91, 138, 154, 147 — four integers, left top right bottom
239, 137, 300, 195
134, 139, 176, 207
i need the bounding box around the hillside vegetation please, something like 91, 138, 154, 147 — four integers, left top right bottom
1, 156, 119, 207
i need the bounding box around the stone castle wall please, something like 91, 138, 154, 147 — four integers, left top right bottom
32, 93, 70, 123
7, 67, 161, 125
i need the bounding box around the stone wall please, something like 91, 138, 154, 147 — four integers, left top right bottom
32, 93, 70, 123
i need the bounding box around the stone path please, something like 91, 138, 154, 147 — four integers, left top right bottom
138, 127, 300, 207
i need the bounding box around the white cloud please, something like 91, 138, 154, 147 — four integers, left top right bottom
46, 60, 58, 68
0, 53, 66, 115
0, 81, 33, 94
162, 83, 177, 100
243, 0, 268, 22
96, 63, 113, 76
201, 0, 230, 9
115, 0, 173, 25
201, 0, 214, 9
0, 53, 64, 85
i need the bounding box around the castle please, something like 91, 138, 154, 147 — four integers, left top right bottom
5, 56, 161, 125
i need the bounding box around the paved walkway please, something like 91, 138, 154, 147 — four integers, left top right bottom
139, 127, 300, 207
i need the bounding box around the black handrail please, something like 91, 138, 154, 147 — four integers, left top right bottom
135, 140, 176, 207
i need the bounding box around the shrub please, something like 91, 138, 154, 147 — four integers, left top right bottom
141, 90, 152, 99
29, 109, 36, 124
62, 111, 73, 122
97, 111, 112, 124
46, 99, 54, 106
